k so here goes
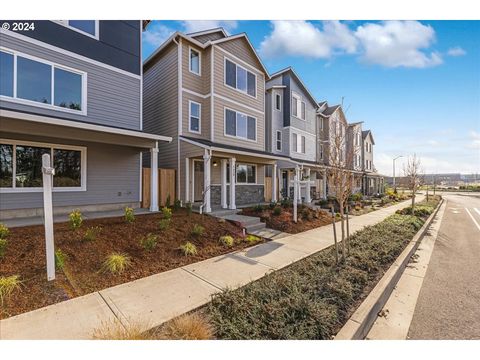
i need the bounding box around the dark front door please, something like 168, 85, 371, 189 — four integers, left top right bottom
194, 161, 204, 202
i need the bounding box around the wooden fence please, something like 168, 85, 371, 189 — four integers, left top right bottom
141, 168, 176, 208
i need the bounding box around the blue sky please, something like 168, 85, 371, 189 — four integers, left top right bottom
142, 20, 480, 176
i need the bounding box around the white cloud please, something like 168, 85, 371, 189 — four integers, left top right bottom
447, 46, 467, 57
259, 20, 358, 59
467, 130, 480, 149
182, 20, 238, 34
355, 21, 443, 68
142, 23, 175, 47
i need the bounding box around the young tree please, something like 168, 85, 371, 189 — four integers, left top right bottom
403, 154, 423, 213
326, 119, 358, 261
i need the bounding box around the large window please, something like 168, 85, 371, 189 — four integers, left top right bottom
236, 164, 256, 184
292, 133, 306, 153
225, 59, 256, 97
292, 93, 306, 120
0, 140, 86, 192
225, 108, 256, 141
189, 48, 201, 75
0, 49, 86, 114
56, 20, 98, 38
276, 130, 282, 151
189, 101, 201, 133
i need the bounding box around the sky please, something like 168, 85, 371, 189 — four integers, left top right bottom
142, 20, 480, 176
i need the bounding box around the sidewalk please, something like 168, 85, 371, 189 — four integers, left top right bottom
0, 196, 423, 339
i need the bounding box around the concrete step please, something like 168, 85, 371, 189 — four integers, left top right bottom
209, 209, 239, 217
246, 222, 266, 233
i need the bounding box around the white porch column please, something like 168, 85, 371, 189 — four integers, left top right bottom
203, 149, 211, 213
305, 168, 311, 203
220, 159, 228, 209
229, 157, 236, 210
150, 144, 159, 212
272, 163, 278, 203
323, 170, 327, 199
295, 166, 301, 204
185, 157, 190, 203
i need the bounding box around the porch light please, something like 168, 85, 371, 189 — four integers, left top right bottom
213, 160, 218, 167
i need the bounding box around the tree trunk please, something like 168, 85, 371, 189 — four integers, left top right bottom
346, 205, 350, 255
411, 192, 416, 214
331, 205, 339, 265
339, 202, 346, 262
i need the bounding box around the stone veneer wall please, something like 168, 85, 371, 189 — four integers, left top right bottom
211, 185, 265, 206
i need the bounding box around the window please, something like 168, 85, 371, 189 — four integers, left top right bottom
291, 133, 305, 153
275, 93, 281, 111
276, 130, 282, 151
292, 133, 298, 152
236, 164, 256, 184
319, 144, 323, 160
301, 136, 306, 153
292, 93, 306, 120
189, 101, 201, 133
189, 48, 201, 75
0, 49, 86, 114
224, 59, 256, 97
55, 20, 98, 38
224, 108, 256, 141
301, 101, 306, 120
0, 140, 85, 191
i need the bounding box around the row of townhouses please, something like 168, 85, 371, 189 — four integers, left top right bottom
0, 21, 384, 220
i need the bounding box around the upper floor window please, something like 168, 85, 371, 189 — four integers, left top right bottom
292, 93, 306, 120
301, 135, 306, 153
225, 108, 256, 141
0, 49, 85, 114
276, 130, 282, 151
189, 48, 201, 75
319, 144, 323, 160
189, 101, 201, 133
225, 59, 256, 97
55, 20, 99, 39
275, 93, 281, 111
292, 133, 305, 153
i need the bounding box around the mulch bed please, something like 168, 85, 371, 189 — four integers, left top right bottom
0, 209, 262, 319
241, 205, 333, 234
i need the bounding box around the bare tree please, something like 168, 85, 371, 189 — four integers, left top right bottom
403, 154, 423, 213
326, 119, 358, 262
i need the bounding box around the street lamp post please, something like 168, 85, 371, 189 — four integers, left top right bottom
393, 155, 403, 190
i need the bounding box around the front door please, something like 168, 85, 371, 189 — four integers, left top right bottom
281, 171, 288, 198
193, 160, 204, 202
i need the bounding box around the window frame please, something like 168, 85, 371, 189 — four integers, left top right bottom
0, 47, 87, 115
224, 57, 257, 99
275, 92, 282, 111
291, 92, 306, 120
276, 130, 282, 151
188, 46, 201, 76
223, 107, 257, 142
235, 163, 257, 185
188, 100, 201, 134
54, 20, 99, 40
0, 138, 87, 193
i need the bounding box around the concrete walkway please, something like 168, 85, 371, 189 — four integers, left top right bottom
0, 197, 423, 339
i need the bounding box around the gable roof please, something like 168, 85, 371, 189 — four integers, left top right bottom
322, 104, 341, 116
143, 28, 269, 77
362, 130, 375, 144
187, 27, 227, 39
269, 67, 318, 108
348, 121, 364, 127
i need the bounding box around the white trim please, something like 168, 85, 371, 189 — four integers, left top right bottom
54, 20, 99, 40
276, 130, 282, 152
177, 37, 183, 136
269, 67, 319, 109
284, 126, 316, 138
187, 28, 227, 38
188, 100, 202, 134
1, 28, 140, 79
213, 93, 264, 115
182, 88, 211, 99
224, 107, 257, 143
224, 56, 257, 99
0, 109, 172, 143
210, 46, 215, 142
188, 46, 201, 76
139, 20, 143, 131
0, 46, 87, 115
291, 92, 306, 121
0, 138, 87, 193
235, 163, 258, 185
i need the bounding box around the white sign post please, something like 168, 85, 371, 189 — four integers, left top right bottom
42, 154, 56, 281
293, 173, 298, 223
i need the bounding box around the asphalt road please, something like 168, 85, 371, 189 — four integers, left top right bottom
407, 193, 480, 339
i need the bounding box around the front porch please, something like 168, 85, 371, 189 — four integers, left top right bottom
277, 161, 327, 202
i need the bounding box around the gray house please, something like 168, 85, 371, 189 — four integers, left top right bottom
266, 67, 322, 202
0, 20, 171, 220
361, 129, 384, 195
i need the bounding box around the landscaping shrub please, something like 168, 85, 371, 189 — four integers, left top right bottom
92, 319, 153, 340
253, 204, 264, 213
124, 207, 135, 223
180, 242, 197, 256
206, 200, 437, 340
102, 253, 132, 274
157, 313, 214, 340
185, 202, 193, 216
245, 234, 260, 244
0, 239, 7, 258
55, 249, 67, 271
191, 224, 205, 237
269, 202, 277, 209
280, 198, 292, 208
140, 233, 158, 251
272, 206, 282, 216
69, 210, 83, 230
173, 199, 182, 211
301, 208, 312, 221
0, 223, 10, 239
165, 195, 171, 208
349, 192, 363, 202
158, 218, 171, 231
83, 226, 101, 242
396, 204, 435, 217
162, 206, 172, 220
0, 275, 21, 306
219, 235, 234, 247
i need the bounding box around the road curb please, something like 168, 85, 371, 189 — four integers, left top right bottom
334, 198, 444, 340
